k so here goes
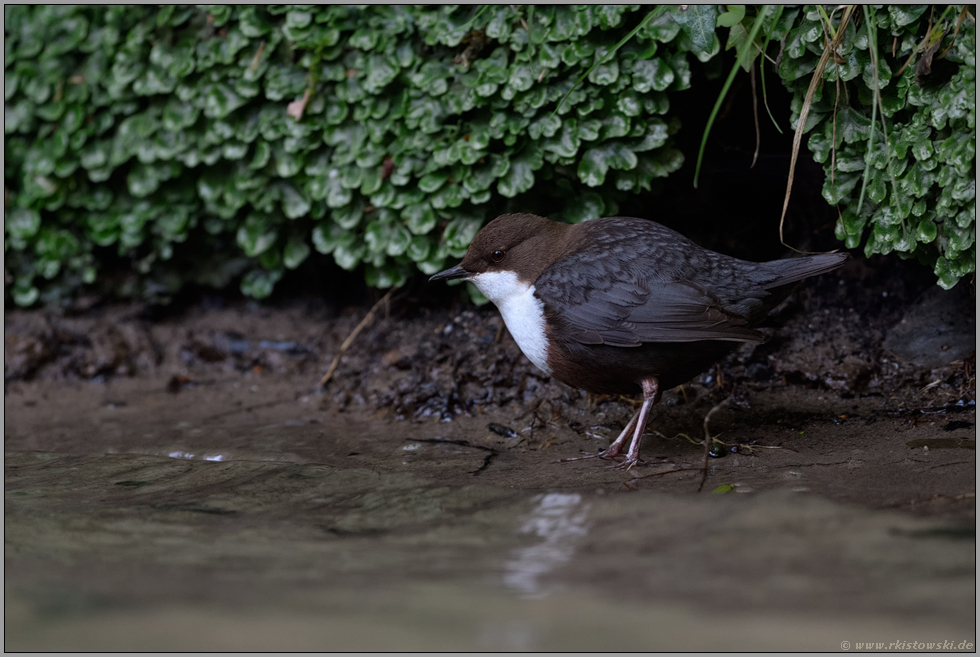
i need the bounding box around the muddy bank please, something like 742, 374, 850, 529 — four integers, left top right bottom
5, 253, 975, 410
4, 255, 976, 650
4, 373, 976, 650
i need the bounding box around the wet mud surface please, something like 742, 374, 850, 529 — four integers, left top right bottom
4, 256, 976, 650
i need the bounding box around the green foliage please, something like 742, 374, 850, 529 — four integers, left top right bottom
5, 4, 701, 305
773, 5, 975, 289
692, 5, 771, 187
6, 5, 974, 305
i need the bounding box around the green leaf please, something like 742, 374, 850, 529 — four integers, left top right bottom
404, 203, 437, 235
364, 219, 388, 253
640, 10, 681, 42
498, 147, 542, 198
5, 207, 41, 241
670, 5, 718, 56
283, 235, 310, 269
916, 219, 938, 244
236, 213, 277, 257
365, 262, 408, 288
886, 5, 928, 28
281, 184, 311, 219
418, 171, 448, 193
442, 215, 482, 252
716, 5, 746, 28
333, 237, 366, 270
836, 107, 872, 145
587, 60, 619, 86
312, 222, 346, 254
616, 92, 642, 117
13, 283, 40, 307
364, 54, 399, 93
840, 210, 866, 236
35, 227, 80, 264
240, 268, 283, 299
333, 204, 363, 230
823, 173, 862, 204
386, 223, 412, 257
558, 190, 604, 223
578, 143, 637, 187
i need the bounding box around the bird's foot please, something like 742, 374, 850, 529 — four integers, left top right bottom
558, 452, 601, 463
608, 456, 645, 471
558, 447, 622, 464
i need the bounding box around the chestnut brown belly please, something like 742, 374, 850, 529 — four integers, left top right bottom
546, 339, 738, 396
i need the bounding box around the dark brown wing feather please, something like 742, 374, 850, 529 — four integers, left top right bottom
533, 217, 848, 348
538, 260, 763, 346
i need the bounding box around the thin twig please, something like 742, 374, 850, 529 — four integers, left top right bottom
831, 73, 840, 185
858, 5, 899, 218
758, 4, 785, 134
510, 5, 528, 32
693, 4, 769, 187
817, 9, 842, 188
939, 6, 970, 62
626, 467, 703, 484
318, 287, 397, 389
779, 6, 853, 252
405, 438, 499, 475
249, 41, 266, 73
698, 397, 729, 492
896, 6, 935, 78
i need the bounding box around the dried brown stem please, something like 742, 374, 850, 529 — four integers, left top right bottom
698, 397, 729, 492
779, 6, 853, 253
318, 287, 397, 389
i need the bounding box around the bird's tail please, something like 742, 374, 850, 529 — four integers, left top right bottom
765, 252, 850, 287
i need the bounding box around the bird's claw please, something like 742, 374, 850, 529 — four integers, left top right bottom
558, 447, 623, 463
608, 457, 644, 471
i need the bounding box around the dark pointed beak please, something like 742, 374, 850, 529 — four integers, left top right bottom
429, 264, 469, 282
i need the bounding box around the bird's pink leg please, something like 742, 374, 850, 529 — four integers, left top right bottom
598, 410, 640, 458
559, 411, 638, 462
616, 378, 661, 470
559, 378, 661, 466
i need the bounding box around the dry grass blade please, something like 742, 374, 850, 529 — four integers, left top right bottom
286, 86, 312, 122
821, 9, 845, 189
693, 5, 770, 187
858, 4, 900, 220
318, 287, 397, 389
779, 6, 853, 252
698, 397, 729, 492
249, 40, 266, 73
895, 7, 934, 78
939, 5, 973, 60
758, 4, 786, 134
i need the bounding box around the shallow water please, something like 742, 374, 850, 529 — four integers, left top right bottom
5, 374, 976, 650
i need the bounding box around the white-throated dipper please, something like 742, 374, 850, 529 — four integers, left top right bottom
430, 213, 849, 468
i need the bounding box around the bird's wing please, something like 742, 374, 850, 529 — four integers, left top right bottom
535, 255, 764, 347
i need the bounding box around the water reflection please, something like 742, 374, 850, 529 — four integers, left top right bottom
503, 493, 590, 599
166, 451, 228, 462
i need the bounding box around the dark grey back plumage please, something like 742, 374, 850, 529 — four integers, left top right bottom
534, 217, 848, 348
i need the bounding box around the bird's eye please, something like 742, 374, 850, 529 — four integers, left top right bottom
491, 249, 505, 263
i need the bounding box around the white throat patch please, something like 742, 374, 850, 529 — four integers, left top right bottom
470, 271, 552, 376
